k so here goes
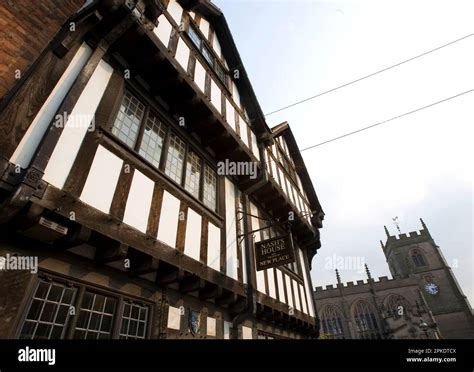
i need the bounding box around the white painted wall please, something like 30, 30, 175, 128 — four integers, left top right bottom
199, 18, 210, 39
267, 269, 276, 299
210, 79, 221, 114
154, 14, 172, 47
299, 248, 315, 317
10, 43, 92, 168
250, 131, 260, 161
43, 59, 113, 188
175, 37, 190, 72
184, 208, 202, 261
276, 269, 285, 302
225, 178, 238, 280
239, 117, 249, 147
80, 145, 122, 213
123, 170, 154, 233
225, 98, 235, 131
285, 274, 294, 309
212, 33, 223, 60
250, 202, 266, 293
194, 60, 206, 92
300, 283, 308, 314
207, 222, 221, 271
293, 279, 301, 311
232, 82, 240, 108
157, 191, 181, 248
167, 0, 183, 24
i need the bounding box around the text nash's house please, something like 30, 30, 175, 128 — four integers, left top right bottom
0, 0, 324, 339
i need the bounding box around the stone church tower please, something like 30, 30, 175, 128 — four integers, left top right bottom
381, 219, 474, 339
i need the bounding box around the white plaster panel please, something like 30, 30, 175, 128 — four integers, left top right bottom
225, 98, 236, 131
43, 59, 113, 188
11, 43, 92, 168
293, 279, 301, 311
225, 178, 238, 280
194, 59, 206, 92
224, 321, 231, 339
267, 269, 276, 299
207, 222, 221, 271
276, 269, 285, 302
167, 0, 183, 24
210, 79, 221, 114
175, 37, 190, 71
157, 191, 180, 247
154, 14, 172, 46
184, 208, 202, 261
80, 145, 122, 213
199, 18, 210, 39
285, 274, 294, 308
123, 170, 154, 233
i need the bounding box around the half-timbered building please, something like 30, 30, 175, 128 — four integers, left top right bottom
0, 0, 324, 339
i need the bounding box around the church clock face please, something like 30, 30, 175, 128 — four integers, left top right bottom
424, 282, 439, 295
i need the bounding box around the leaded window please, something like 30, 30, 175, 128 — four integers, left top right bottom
74, 292, 116, 339
119, 302, 149, 340
112, 91, 145, 148
353, 301, 381, 339
139, 113, 167, 168
110, 90, 220, 213
385, 294, 409, 318
203, 164, 217, 211
412, 250, 426, 267
19, 280, 77, 339
184, 151, 201, 198
320, 305, 344, 339
165, 134, 186, 183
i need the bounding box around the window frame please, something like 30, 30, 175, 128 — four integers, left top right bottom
17, 273, 153, 340
110, 87, 220, 214
185, 20, 230, 90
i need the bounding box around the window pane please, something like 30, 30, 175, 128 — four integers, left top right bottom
214, 63, 226, 85
111, 91, 145, 148
119, 303, 149, 340
202, 45, 213, 66
165, 133, 186, 184
184, 151, 201, 198
187, 25, 201, 48
139, 113, 167, 168
74, 292, 116, 340
203, 164, 217, 211
19, 279, 76, 340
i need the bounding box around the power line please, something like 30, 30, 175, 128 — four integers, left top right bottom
264, 33, 473, 117
299, 89, 474, 152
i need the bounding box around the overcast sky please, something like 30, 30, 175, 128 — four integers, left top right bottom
214, 0, 474, 305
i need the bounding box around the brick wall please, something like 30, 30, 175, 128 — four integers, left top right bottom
0, 0, 84, 99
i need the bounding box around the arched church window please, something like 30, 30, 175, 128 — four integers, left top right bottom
385, 294, 409, 318
411, 250, 426, 267
353, 300, 381, 339
320, 305, 344, 339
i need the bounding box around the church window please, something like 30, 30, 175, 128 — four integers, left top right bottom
320, 305, 344, 339
353, 300, 381, 339
411, 250, 426, 267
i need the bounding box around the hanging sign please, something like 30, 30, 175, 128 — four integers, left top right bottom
255, 235, 295, 271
